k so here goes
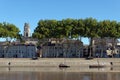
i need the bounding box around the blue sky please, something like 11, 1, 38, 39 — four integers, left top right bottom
0, 0, 120, 44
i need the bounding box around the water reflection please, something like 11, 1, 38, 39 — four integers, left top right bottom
0, 71, 120, 80
0, 67, 120, 80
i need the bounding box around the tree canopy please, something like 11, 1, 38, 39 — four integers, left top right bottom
0, 22, 20, 41
32, 18, 120, 40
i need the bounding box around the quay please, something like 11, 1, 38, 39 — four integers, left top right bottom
0, 58, 120, 67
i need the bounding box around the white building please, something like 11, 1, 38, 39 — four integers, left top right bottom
0, 44, 37, 58
93, 37, 120, 57
42, 39, 83, 58
62, 40, 83, 58
42, 43, 63, 58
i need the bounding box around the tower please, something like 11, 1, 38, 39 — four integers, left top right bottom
24, 23, 30, 37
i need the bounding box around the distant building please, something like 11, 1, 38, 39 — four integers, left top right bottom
42, 42, 63, 58
21, 37, 38, 45
0, 43, 37, 58
24, 23, 30, 37
93, 37, 120, 57
17, 23, 39, 45
42, 39, 83, 58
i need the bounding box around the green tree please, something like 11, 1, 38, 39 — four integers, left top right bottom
61, 19, 74, 38
55, 21, 65, 38
98, 20, 118, 57
109, 21, 119, 57
32, 20, 49, 39
76, 19, 85, 40
0, 23, 4, 37
2, 22, 20, 41
84, 18, 98, 57
97, 20, 111, 57
46, 20, 58, 38
116, 22, 120, 38
70, 19, 79, 38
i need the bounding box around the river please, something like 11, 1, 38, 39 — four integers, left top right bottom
0, 67, 120, 80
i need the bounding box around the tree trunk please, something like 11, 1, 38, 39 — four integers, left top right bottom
89, 37, 93, 57
101, 38, 104, 58
112, 38, 116, 58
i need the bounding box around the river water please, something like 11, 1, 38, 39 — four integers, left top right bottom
0, 67, 120, 80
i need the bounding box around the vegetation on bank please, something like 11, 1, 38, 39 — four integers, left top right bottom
32, 18, 120, 47
0, 22, 20, 41
32, 18, 120, 41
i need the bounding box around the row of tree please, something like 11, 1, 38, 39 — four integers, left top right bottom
0, 22, 20, 41
32, 18, 120, 43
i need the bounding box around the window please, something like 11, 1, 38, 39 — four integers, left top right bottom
26, 33, 28, 37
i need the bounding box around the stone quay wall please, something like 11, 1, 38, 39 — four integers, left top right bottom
0, 58, 120, 67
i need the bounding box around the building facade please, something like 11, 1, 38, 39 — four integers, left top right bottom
42, 39, 83, 58
93, 37, 120, 58
0, 44, 37, 58
41, 38, 120, 58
